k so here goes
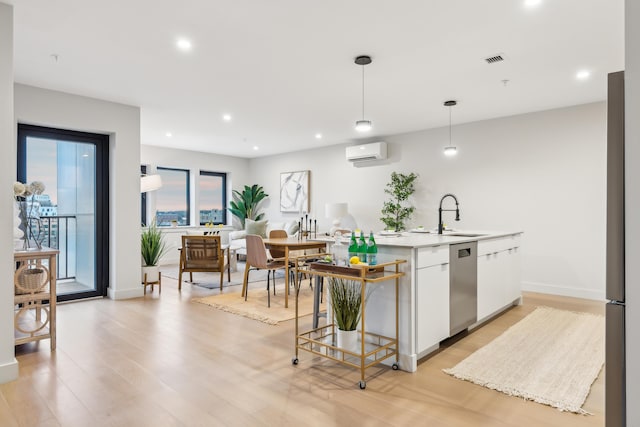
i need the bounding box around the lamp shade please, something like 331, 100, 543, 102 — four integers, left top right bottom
325, 202, 348, 219
140, 174, 162, 193
444, 146, 457, 156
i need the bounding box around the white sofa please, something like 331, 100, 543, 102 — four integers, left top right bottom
229, 219, 299, 256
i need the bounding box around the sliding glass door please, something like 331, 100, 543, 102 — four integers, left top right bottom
17, 124, 109, 301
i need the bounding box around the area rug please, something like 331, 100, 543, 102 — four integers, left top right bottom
192, 284, 322, 325
443, 306, 604, 414
161, 262, 286, 289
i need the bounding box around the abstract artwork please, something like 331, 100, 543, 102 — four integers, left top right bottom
280, 170, 310, 213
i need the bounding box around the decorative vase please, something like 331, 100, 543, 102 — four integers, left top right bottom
14, 201, 31, 250
13, 202, 24, 248
336, 328, 359, 354
141, 265, 160, 283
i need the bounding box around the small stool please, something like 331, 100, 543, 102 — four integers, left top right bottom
143, 271, 161, 295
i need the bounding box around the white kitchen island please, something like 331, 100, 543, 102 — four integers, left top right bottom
331, 230, 523, 373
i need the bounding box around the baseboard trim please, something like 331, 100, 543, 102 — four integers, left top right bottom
107, 287, 144, 300
0, 358, 19, 384
522, 281, 605, 301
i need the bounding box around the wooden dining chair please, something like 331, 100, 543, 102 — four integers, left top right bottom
267, 229, 290, 259
242, 234, 288, 307
268, 229, 298, 294
178, 235, 230, 291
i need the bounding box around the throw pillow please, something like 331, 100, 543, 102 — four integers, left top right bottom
286, 220, 300, 236
245, 219, 268, 238
228, 230, 247, 241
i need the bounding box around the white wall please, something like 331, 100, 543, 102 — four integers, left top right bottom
0, 2, 18, 384
14, 84, 142, 300
251, 102, 607, 300
626, 0, 639, 423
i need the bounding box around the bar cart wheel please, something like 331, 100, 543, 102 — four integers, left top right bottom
359, 381, 366, 390
292, 357, 299, 365
392, 363, 399, 370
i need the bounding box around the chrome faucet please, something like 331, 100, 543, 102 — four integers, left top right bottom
438, 193, 460, 234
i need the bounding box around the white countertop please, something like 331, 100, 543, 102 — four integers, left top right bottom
313, 230, 523, 249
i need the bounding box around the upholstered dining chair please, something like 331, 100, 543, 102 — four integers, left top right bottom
178, 235, 230, 291
242, 234, 288, 308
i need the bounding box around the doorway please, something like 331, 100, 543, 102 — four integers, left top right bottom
17, 124, 109, 302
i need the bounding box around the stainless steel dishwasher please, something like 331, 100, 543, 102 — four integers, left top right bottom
449, 241, 478, 336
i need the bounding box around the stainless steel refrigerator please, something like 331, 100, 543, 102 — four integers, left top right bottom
606, 70, 625, 427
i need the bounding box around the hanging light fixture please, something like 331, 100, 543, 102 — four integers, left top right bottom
444, 100, 458, 156
355, 55, 372, 132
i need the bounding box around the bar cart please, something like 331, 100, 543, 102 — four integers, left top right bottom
291, 258, 405, 389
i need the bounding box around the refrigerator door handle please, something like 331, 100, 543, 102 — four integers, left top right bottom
606, 302, 626, 426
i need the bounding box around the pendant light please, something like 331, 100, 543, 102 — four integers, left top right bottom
444, 100, 457, 156
355, 55, 372, 132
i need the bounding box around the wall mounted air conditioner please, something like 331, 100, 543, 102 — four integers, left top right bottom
346, 141, 387, 162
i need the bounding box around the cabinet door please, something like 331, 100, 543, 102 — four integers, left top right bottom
416, 263, 449, 353
477, 252, 505, 321
505, 246, 522, 303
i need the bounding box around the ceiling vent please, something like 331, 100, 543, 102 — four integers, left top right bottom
484, 54, 504, 64
346, 141, 387, 162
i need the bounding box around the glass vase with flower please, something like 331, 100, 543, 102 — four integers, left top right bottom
13, 180, 46, 250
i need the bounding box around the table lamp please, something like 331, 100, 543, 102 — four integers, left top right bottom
325, 202, 349, 236
140, 174, 163, 193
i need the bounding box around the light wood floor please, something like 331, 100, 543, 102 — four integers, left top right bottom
1, 277, 605, 427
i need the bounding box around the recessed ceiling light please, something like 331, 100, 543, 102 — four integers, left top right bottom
253, 146, 259, 151
176, 38, 192, 51
165, 132, 172, 137
524, 0, 542, 7
576, 70, 591, 80
222, 114, 232, 122
315, 133, 322, 139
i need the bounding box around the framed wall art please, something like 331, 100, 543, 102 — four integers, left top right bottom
280, 170, 310, 213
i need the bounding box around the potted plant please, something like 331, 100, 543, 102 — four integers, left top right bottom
141, 218, 168, 283
380, 171, 418, 232
229, 184, 268, 229
328, 277, 364, 353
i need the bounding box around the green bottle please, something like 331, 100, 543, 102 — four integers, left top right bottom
367, 231, 378, 265
348, 231, 358, 260
357, 231, 367, 263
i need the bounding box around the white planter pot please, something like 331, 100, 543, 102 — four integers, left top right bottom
336, 328, 359, 354
141, 265, 160, 283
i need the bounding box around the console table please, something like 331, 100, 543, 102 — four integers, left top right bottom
14, 248, 59, 350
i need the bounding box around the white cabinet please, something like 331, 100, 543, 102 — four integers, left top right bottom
477, 236, 522, 321
477, 251, 506, 320
416, 263, 450, 354
413, 233, 522, 361
506, 246, 522, 303
416, 245, 450, 355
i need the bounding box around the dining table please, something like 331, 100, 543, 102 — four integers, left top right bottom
260, 237, 327, 308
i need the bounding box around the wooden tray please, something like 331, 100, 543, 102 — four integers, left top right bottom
309, 262, 385, 278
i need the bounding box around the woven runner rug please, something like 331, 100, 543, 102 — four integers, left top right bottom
443, 306, 604, 414
192, 284, 322, 325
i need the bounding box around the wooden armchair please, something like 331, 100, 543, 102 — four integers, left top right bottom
178, 235, 230, 291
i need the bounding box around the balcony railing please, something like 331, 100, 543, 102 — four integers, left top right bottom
34, 215, 76, 281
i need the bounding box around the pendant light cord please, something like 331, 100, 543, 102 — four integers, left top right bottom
449, 105, 452, 144
361, 65, 365, 120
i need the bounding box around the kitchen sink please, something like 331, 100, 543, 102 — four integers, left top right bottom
444, 233, 487, 237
